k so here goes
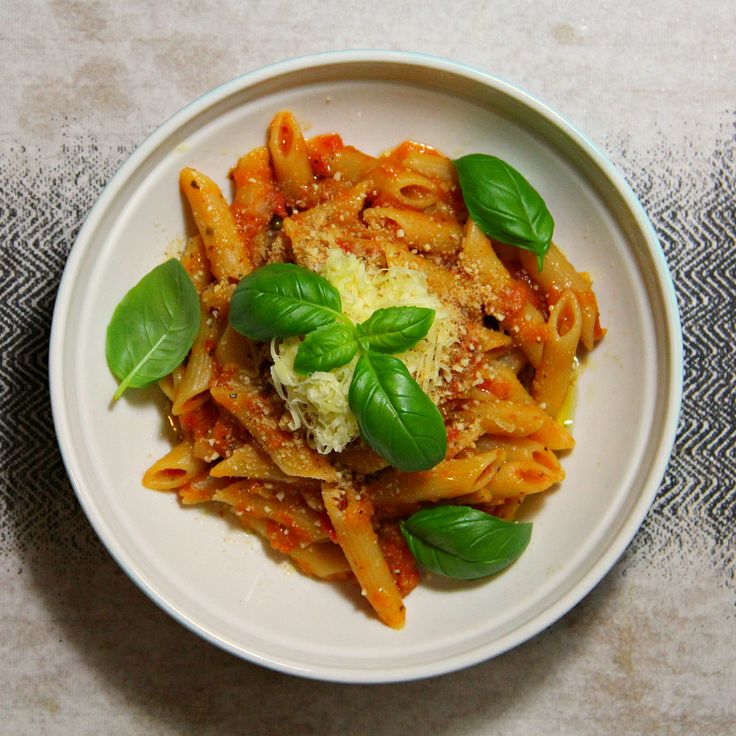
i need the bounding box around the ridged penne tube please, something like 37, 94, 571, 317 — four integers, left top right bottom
329, 146, 377, 181
282, 182, 374, 272
157, 363, 185, 403
532, 289, 582, 417
519, 244, 604, 350
172, 307, 222, 416
322, 481, 406, 629
337, 440, 390, 475
243, 517, 352, 581
305, 135, 378, 182
179, 167, 252, 281
469, 398, 548, 438
463, 319, 514, 353
470, 370, 574, 451
214, 324, 260, 373
178, 473, 232, 505
231, 147, 284, 222
400, 148, 456, 182
370, 163, 441, 209
230, 146, 285, 264
363, 207, 463, 255
468, 437, 565, 502
367, 449, 506, 505
142, 440, 208, 491
180, 235, 211, 294
214, 481, 330, 545
210, 372, 338, 482
459, 220, 547, 366
445, 413, 485, 459
209, 443, 294, 482
268, 111, 315, 206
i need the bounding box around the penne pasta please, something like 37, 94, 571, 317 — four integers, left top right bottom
322, 481, 406, 629
210, 371, 338, 483
179, 167, 252, 281
143, 440, 208, 491
532, 289, 582, 417
363, 206, 463, 255
128, 112, 604, 629
367, 450, 505, 505
267, 110, 315, 207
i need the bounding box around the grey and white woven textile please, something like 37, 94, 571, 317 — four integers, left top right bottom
1, 2, 734, 733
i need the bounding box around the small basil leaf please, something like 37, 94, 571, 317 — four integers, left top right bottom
348, 351, 446, 472
454, 153, 554, 269
229, 263, 344, 341
400, 505, 532, 580
356, 306, 435, 355
294, 323, 358, 374
106, 259, 200, 400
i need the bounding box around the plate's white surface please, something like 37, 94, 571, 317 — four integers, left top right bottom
49, 51, 681, 682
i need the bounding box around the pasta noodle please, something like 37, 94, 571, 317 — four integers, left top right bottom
138, 111, 605, 628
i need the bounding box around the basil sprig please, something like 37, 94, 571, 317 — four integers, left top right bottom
106, 259, 200, 400
229, 263, 447, 471
454, 153, 554, 269
400, 505, 532, 580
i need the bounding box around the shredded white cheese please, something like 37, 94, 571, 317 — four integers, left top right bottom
270, 249, 458, 453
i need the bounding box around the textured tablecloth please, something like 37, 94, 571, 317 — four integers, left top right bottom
1, 1, 734, 734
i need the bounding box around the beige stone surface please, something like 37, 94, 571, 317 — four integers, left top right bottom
1, 1, 734, 733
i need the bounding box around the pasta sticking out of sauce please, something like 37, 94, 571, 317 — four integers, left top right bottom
124, 111, 604, 628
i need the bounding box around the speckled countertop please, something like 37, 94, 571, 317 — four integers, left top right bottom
1, 2, 734, 734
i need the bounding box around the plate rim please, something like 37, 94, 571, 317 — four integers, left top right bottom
49, 49, 683, 683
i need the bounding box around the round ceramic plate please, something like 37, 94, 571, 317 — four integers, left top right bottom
49, 51, 682, 682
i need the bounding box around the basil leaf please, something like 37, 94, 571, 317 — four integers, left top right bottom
348, 351, 446, 472
356, 306, 435, 355
294, 323, 358, 374
454, 154, 554, 269
229, 263, 344, 341
106, 259, 200, 400
400, 505, 532, 580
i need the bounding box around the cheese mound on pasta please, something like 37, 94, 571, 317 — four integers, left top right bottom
270, 248, 458, 453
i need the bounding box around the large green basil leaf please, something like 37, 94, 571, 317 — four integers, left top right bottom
229, 263, 344, 341
400, 505, 532, 580
454, 153, 554, 269
348, 351, 446, 472
356, 306, 435, 355
106, 259, 200, 400
294, 323, 358, 374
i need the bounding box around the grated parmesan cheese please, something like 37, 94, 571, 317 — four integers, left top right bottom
270, 249, 459, 454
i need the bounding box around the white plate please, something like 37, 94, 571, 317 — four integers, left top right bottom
49, 51, 682, 682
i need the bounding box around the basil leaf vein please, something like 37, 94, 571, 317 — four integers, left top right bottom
229, 263, 344, 341
348, 351, 446, 472
356, 306, 435, 354
294, 323, 358, 374
105, 259, 200, 400
400, 505, 532, 580
454, 153, 554, 268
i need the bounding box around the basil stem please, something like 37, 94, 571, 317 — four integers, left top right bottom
106, 259, 200, 400
400, 505, 532, 580
454, 153, 554, 270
